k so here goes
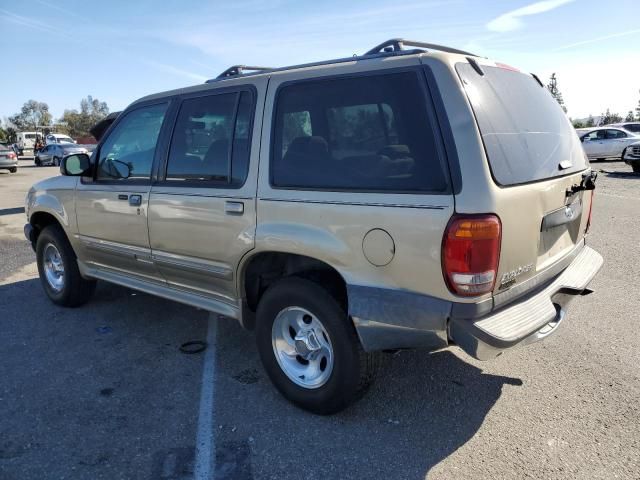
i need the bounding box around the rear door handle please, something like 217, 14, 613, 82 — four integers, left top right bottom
225, 201, 244, 215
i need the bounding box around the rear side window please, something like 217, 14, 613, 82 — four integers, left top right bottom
457, 63, 587, 186
271, 71, 448, 192
166, 90, 253, 187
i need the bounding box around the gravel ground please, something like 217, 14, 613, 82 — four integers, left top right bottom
0, 159, 638, 479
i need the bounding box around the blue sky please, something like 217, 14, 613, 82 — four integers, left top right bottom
1, 0, 639, 122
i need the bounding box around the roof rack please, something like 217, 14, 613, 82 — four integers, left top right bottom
365, 38, 477, 57
214, 65, 272, 80
204, 39, 477, 84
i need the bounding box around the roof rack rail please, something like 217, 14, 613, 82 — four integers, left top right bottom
365, 38, 477, 57
215, 65, 272, 80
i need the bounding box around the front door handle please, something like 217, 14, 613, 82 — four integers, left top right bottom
129, 195, 142, 207
225, 201, 244, 215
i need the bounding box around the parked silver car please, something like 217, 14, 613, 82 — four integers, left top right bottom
623, 141, 640, 172
579, 127, 640, 161
0, 144, 18, 173
35, 144, 89, 167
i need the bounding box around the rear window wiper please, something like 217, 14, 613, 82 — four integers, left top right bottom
566, 170, 597, 198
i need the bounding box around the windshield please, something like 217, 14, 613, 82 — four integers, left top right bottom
456, 63, 587, 186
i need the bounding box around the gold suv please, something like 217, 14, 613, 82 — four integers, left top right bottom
24, 39, 602, 414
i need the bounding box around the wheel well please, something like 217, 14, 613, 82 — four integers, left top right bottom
242, 252, 348, 317
29, 211, 62, 244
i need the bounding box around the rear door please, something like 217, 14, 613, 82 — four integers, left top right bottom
456, 63, 592, 297
147, 80, 265, 305
75, 102, 169, 282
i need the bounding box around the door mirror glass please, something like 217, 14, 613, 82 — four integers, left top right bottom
61, 153, 91, 176
101, 158, 132, 179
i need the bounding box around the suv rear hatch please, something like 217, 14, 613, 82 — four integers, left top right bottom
456, 62, 593, 302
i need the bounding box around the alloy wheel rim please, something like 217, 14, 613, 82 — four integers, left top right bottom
271, 306, 334, 389
43, 243, 64, 292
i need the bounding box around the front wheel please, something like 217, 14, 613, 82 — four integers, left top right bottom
53, 156, 60, 167
632, 163, 640, 173
256, 277, 379, 414
36, 224, 96, 307
35, 157, 41, 166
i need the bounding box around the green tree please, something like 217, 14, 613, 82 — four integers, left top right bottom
572, 120, 585, 128
9, 100, 52, 130
546, 73, 567, 113
60, 95, 109, 138
600, 108, 623, 125
585, 115, 595, 127
625, 111, 635, 122
636, 90, 640, 121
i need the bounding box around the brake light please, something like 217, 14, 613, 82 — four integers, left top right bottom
442, 215, 502, 296
8, 152, 16, 159
586, 190, 594, 233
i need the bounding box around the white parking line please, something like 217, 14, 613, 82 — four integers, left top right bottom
194, 314, 218, 480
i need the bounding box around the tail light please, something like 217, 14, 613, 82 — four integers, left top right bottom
585, 190, 594, 233
442, 215, 502, 296
8, 152, 16, 159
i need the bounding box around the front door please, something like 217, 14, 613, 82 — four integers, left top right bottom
75, 102, 169, 282
147, 82, 265, 305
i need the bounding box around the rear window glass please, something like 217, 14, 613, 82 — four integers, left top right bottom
271, 71, 448, 192
456, 63, 587, 186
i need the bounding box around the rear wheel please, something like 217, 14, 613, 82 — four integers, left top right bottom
9, 167, 17, 173
256, 277, 379, 414
35, 157, 41, 166
53, 156, 60, 166
36, 224, 96, 307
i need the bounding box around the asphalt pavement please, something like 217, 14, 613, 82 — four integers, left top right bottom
0, 158, 638, 479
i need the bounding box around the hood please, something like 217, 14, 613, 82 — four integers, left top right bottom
90, 111, 121, 141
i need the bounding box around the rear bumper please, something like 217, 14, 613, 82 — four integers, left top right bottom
449, 246, 603, 360
0, 159, 18, 168
348, 245, 602, 358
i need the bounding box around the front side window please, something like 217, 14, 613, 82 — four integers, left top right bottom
271, 71, 448, 192
97, 103, 167, 181
165, 90, 253, 186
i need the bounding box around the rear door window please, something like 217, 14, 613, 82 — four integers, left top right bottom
165, 90, 253, 187
271, 71, 449, 192
456, 63, 587, 186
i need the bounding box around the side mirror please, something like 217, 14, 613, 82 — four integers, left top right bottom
582, 137, 590, 142
101, 158, 131, 179
61, 153, 91, 176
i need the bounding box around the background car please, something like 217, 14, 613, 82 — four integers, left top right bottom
607, 122, 640, 134
579, 127, 640, 161
45, 133, 76, 144
35, 144, 88, 166
0, 144, 19, 173
623, 141, 640, 172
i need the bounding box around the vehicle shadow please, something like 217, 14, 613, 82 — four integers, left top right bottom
215, 317, 523, 479
599, 169, 640, 179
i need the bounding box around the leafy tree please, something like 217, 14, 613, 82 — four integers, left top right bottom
546, 73, 567, 113
60, 95, 110, 138
9, 100, 52, 130
572, 120, 585, 128
585, 115, 595, 127
600, 108, 622, 125
636, 90, 640, 121
625, 111, 635, 122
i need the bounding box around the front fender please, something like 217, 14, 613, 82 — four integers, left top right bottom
27, 176, 78, 239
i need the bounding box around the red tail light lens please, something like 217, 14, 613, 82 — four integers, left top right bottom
585, 190, 594, 233
442, 215, 502, 296
8, 152, 16, 159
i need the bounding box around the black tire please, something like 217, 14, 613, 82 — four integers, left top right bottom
256, 277, 379, 415
36, 224, 96, 307
35, 157, 41, 166
53, 156, 60, 167
9, 167, 17, 173
632, 163, 640, 173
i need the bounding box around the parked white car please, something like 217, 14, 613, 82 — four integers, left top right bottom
579, 127, 640, 161
45, 134, 76, 144
623, 141, 640, 172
